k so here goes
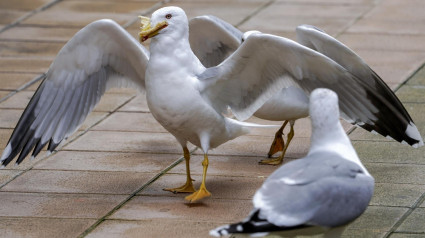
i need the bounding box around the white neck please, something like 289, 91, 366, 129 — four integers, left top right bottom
148, 33, 204, 75
308, 120, 370, 176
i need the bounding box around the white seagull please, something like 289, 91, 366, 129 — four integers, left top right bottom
0, 6, 422, 203
189, 15, 424, 165
210, 88, 375, 238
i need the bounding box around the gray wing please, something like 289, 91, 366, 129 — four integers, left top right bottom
296, 25, 422, 147
0, 19, 149, 166
189, 15, 242, 67
197, 31, 422, 147
253, 151, 374, 227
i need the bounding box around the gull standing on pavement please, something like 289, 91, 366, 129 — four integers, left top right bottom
210, 88, 375, 237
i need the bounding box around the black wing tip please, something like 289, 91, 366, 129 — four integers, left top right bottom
210, 210, 309, 237
358, 120, 423, 148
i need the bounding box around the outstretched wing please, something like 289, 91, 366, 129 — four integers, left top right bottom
295, 25, 422, 146
197, 32, 423, 147
0, 19, 149, 166
189, 15, 242, 67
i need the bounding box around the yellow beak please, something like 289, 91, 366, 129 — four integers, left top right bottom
138, 16, 168, 42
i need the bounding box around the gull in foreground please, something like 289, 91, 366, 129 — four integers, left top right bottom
0, 6, 422, 203
189, 15, 424, 165
210, 88, 375, 238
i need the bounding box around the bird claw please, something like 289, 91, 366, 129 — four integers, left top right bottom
259, 157, 283, 166
185, 186, 211, 202
163, 181, 196, 193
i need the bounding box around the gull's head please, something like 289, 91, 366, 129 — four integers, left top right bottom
309, 88, 340, 128
139, 6, 188, 42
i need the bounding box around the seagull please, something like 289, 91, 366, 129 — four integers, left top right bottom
188, 15, 424, 165
0, 6, 422, 203
210, 88, 375, 238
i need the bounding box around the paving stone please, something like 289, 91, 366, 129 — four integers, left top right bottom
0, 0, 51, 11
141, 174, 267, 200
353, 50, 425, 85
118, 94, 150, 112
366, 163, 425, 185
396, 85, 425, 103
92, 112, 167, 133
0, 128, 13, 150
0, 218, 95, 238
340, 228, 386, 238
337, 33, 425, 52
347, 206, 407, 232
34, 151, 177, 173
389, 233, 425, 238
396, 208, 425, 233
0, 40, 64, 57
0, 170, 21, 187
0, 192, 126, 218
347, 19, 425, 35
92, 93, 136, 112
0, 72, 41, 91
277, 0, 376, 3
350, 141, 425, 164
362, 1, 425, 22
110, 195, 252, 223
371, 183, 425, 207
0, 90, 34, 108
1, 170, 156, 194
22, 1, 152, 27
0, 109, 21, 128
76, 111, 109, 131
85, 219, 221, 238
64, 131, 182, 154
0, 57, 51, 73
265, 2, 369, 18
0, 9, 26, 25
407, 66, 425, 86
0, 26, 80, 42
242, 14, 351, 36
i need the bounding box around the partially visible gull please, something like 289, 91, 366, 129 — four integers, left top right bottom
189, 15, 424, 165
210, 88, 375, 238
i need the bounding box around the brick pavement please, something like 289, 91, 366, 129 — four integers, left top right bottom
0, 0, 424, 237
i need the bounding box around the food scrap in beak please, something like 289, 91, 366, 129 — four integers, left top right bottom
138, 16, 168, 42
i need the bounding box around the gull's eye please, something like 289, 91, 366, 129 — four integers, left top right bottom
165, 14, 172, 19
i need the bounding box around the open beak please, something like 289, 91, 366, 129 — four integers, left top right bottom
138, 16, 168, 42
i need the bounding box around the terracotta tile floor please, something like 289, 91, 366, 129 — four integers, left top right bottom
0, 0, 425, 237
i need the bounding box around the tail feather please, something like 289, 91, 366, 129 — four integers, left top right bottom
210, 210, 308, 237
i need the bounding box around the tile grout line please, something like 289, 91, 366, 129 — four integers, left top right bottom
334, 0, 378, 38
0, 0, 65, 34
0, 73, 45, 103
384, 190, 425, 237
76, 147, 198, 238
235, 0, 276, 28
